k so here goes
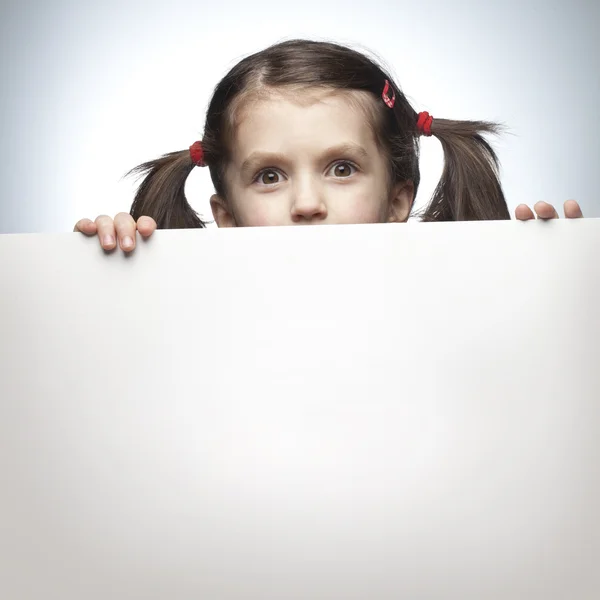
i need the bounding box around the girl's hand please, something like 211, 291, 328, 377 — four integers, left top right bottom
515, 200, 584, 220
73, 213, 158, 252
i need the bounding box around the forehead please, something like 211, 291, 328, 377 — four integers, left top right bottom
230, 88, 380, 159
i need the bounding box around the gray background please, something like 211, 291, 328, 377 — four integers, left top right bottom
1, 0, 598, 234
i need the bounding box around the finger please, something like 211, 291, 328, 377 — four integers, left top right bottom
73, 218, 98, 235
564, 200, 583, 219
533, 201, 559, 220
94, 215, 117, 250
515, 204, 535, 221
136, 216, 158, 238
113, 212, 137, 252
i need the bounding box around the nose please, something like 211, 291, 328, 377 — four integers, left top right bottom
290, 176, 327, 223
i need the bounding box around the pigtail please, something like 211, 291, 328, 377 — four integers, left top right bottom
419, 119, 510, 221
127, 149, 207, 229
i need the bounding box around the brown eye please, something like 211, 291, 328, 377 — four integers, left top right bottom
260, 170, 280, 185
331, 162, 356, 178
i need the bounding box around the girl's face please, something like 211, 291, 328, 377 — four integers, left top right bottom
210, 89, 413, 227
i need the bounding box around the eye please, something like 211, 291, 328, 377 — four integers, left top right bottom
254, 169, 284, 186
328, 161, 357, 178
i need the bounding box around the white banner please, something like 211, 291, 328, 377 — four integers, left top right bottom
1, 220, 599, 599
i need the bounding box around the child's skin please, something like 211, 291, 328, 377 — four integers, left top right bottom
74, 90, 584, 253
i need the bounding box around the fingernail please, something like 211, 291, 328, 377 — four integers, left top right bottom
122, 236, 133, 249
103, 235, 115, 247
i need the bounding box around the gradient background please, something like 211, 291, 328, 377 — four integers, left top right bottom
0, 0, 598, 234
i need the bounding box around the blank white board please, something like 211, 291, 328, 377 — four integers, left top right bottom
1, 220, 599, 599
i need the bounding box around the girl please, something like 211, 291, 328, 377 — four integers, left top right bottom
74, 39, 584, 252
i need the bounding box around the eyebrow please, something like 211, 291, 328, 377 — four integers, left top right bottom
239, 143, 371, 180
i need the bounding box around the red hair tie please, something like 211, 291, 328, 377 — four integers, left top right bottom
417, 112, 434, 137
382, 80, 395, 109
189, 141, 206, 167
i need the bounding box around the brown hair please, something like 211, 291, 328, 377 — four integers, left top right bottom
128, 39, 510, 228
